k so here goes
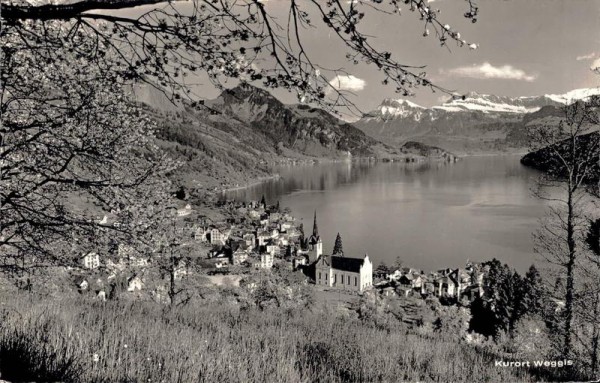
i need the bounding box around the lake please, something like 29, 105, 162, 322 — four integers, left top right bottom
225, 155, 550, 272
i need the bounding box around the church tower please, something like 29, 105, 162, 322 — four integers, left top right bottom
308, 210, 323, 262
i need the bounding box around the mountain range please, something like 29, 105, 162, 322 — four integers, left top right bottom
355, 88, 600, 154
139, 83, 436, 192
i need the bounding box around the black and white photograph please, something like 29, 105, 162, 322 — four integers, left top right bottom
0, 0, 599, 381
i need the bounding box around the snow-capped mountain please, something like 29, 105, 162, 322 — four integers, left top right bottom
377, 98, 427, 120
363, 88, 600, 121
355, 87, 600, 154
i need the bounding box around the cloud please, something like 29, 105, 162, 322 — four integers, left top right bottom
577, 52, 596, 61
591, 58, 600, 74
327, 74, 367, 94
442, 62, 537, 82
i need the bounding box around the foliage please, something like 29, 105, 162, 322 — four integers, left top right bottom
469, 259, 538, 338
392, 255, 403, 271
2, 0, 480, 115
586, 218, 600, 256
332, 232, 343, 255
374, 261, 389, 277
240, 266, 314, 310
0, 20, 175, 274
526, 96, 600, 358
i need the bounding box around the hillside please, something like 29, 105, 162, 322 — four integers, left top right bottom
520, 131, 600, 184
141, 84, 454, 192
0, 287, 569, 383
354, 88, 600, 155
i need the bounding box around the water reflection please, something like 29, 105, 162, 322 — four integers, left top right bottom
225, 156, 548, 272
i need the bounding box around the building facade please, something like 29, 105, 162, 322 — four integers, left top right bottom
315, 254, 373, 293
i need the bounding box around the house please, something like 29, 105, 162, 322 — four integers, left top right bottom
277, 235, 290, 247
243, 233, 256, 248
292, 255, 308, 270
388, 269, 403, 281
116, 243, 148, 268
434, 272, 460, 298
231, 249, 249, 266
399, 273, 425, 291
461, 284, 484, 301
195, 226, 209, 242
127, 275, 143, 292
117, 243, 135, 261
174, 260, 188, 280
315, 254, 373, 293
266, 241, 279, 256
398, 273, 415, 286
259, 214, 269, 226
259, 252, 274, 269
422, 281, 436, 296
130, 256, 149, 268
381, 286, 397, 297
81, 252, 100, 270
396, 285, 412, 297
256, 230, 271, 247
209, 226, 230, 245
78, 279, 89, 291
177, 204, 192, 217
279, 221, 292, 232
268, 212, 281, 222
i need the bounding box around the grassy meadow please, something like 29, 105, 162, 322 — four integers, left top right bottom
0, 290, 564, 383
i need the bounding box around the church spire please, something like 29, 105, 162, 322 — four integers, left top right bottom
312, 210, 319, 238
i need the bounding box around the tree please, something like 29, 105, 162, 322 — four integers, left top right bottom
1, 0, 482, 276
528, 96, 600, 358
582, 218, 600, 376
332, 233, 343, 256
260, 195, 267, 209
469, 259, 528, 338
392, 256, 403, 272
586, 218, 600, 256
298, 223, 306, 249
521, 264, 544, 317
1, 20, 176, 276
150, 210, 205, 307
374, 261, 389, 279
1, 0, 480, 115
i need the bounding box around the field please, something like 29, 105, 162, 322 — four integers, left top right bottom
0, 290, 557, 383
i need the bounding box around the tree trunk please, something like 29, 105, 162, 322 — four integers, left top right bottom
591, 292, 600, 376
563, 177, 577, 358
169, 256, 176, 307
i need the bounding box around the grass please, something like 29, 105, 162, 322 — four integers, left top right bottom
0, 291, 550, 383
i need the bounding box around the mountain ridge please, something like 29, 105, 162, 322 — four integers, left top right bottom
354, 87, 600, 154
137, 83, 456, 193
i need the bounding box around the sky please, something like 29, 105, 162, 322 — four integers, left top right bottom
264, 0, 600, 110
113, 0, 600, 115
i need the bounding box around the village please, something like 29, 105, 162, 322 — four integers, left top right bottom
71, 198, 491, 307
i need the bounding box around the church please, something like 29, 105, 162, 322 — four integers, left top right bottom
306, 211, 323, 263
307, 212, 373, 293
315, 253, 373, 293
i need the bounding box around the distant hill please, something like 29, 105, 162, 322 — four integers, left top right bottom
520, 131, 599, 184
205, 83, 399, 158
140, 83, 456, 192
354, 88, 600, 155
